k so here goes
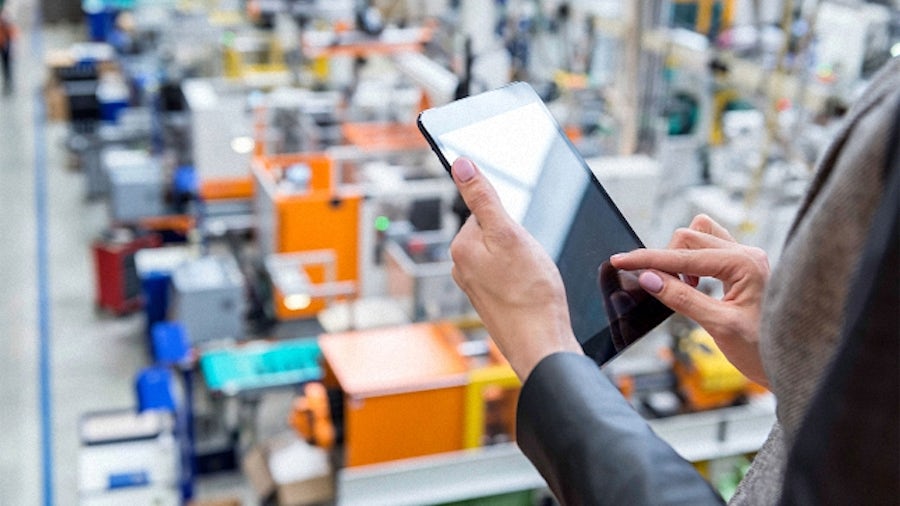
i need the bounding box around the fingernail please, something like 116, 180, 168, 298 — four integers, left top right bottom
610, 253, 625, 263
639, 271, 664, 293
453, 158, 476, 182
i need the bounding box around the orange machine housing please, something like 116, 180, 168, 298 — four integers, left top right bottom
200, 177, 255, 201
318, 322, 472, 467
253, 153, 362, 319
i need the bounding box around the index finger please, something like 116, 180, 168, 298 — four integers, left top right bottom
611, 248, 745, 279
451, 158, 512, 230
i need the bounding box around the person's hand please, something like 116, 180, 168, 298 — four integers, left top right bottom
449, 158, 582, 380
610, 214, 771, 387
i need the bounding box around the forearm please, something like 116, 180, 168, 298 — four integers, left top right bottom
517, 352, 724, 506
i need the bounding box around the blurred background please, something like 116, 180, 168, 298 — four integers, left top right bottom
0, 0, 897, 504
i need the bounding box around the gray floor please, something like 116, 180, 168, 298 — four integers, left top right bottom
0, 22, 256, 505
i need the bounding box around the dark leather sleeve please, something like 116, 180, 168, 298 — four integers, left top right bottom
516, 352, 724, 506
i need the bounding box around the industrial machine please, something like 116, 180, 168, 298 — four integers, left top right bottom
200, 337, 322, 396
254, 88, 345, 156
93, 228, 162, 315
55, 2, 854, 504
134, 244, 198, 340
66, 108, 153, 200
182, 78, 256, 201
170, 255, 247, 344
77, 409, 180, 505
199, 336, 324, 454
383, 230, 469, 321
222, 30, 291, 87
253, 152, 362, 320
674, 328, 768, 412
295, 321, 519, 467
103, 148, 165, 223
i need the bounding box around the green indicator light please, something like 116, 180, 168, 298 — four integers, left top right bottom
374, 216, 391, 232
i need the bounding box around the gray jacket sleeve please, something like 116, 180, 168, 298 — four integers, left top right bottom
516, 352, 725, 506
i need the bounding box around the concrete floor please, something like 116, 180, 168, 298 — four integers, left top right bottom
0, 23, 42, 505
0, 22, 257, 505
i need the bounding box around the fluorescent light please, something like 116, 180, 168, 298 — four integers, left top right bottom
284, 294, 312, 311
230, 136, 255, 154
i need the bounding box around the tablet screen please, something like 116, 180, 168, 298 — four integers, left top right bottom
418, 82, 671, 365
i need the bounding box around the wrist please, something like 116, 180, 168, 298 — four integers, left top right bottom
504, 328, 582, 381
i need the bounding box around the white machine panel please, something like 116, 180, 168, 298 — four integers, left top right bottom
183, 79, 254, 180
78, 435, 179, 494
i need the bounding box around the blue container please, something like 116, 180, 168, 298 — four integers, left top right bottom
99, 98, 129, 123
85, 9, 117, 42
173, 166, 199, 197
142, 272, 171, 338
151, 321, 190, 366
96, 76, 130, 123
135, 366, 176, 412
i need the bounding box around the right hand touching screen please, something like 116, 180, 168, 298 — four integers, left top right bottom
611, 214, 771, 387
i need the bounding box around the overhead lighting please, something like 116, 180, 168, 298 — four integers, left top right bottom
230, 136, 255, 155
284, 294, 312, 311
891, 42, 900, 58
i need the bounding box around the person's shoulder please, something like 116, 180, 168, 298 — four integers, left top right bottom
865, 58, 900, 100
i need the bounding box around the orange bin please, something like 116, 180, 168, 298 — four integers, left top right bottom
318, 322, 470, 467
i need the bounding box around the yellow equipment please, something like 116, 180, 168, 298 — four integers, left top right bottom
674, 328, 767, 411
222, 32, 289, 85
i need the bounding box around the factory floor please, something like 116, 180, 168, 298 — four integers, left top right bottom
0, 22, 261, 505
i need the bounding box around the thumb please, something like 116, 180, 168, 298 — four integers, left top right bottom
452, 157, 511, 229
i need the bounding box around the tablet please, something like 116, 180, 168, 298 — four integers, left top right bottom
417, 82, 671, 366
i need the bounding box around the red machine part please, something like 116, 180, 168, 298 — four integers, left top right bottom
92, 231, 162, 315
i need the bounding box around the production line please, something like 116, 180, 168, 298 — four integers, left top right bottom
16, 0, 898, 504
